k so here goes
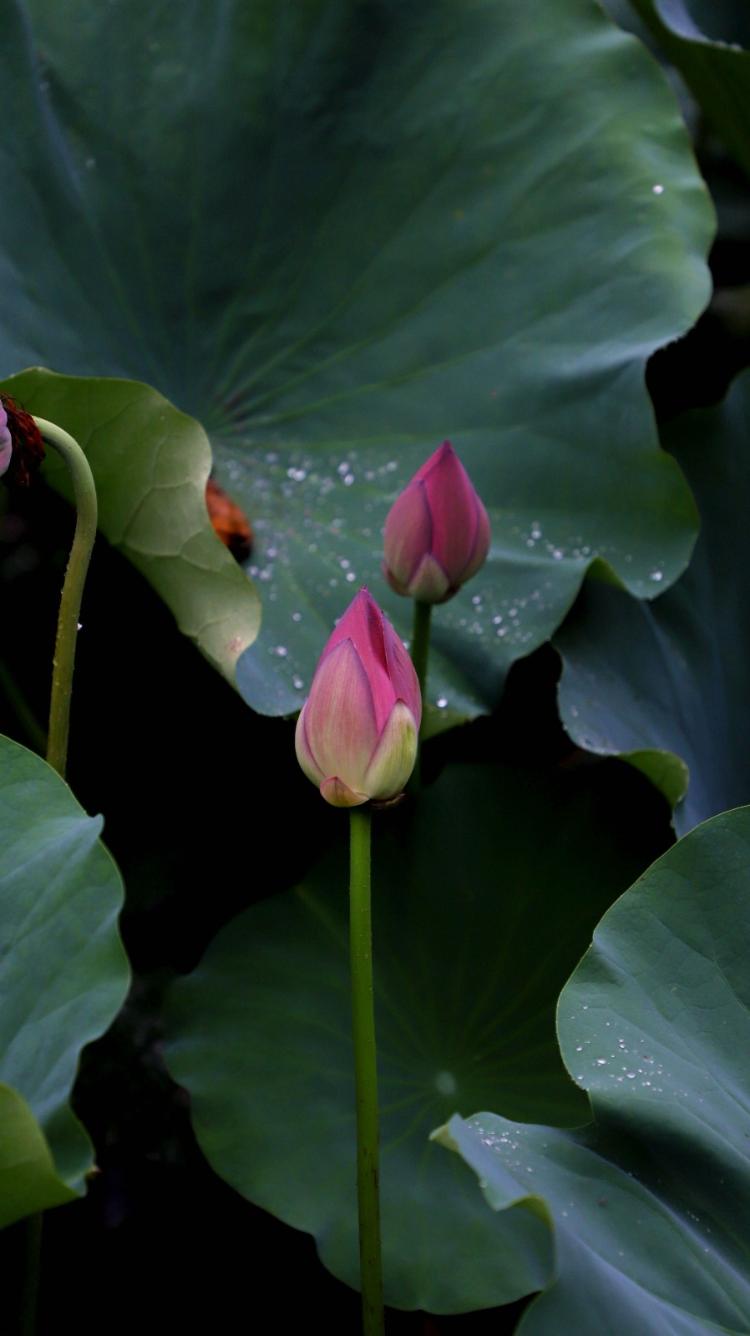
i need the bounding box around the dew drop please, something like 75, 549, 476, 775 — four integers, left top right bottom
649, 569, 664, 582
652, 183, 664, 195
435, 1070, 457, 1096
436, 696, 448, 708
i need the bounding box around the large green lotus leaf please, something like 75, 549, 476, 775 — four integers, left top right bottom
164, 762, 665, 1312
556, 368, 750, 835
0, 736, 129, 1223
439, 803, 750, 1334
631, 0, 750, 176
0, 369, 260, 686
1, 1, 712, 718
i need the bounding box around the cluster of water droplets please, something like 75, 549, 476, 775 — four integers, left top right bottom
565, 1008, 712, 1111
218, 442, 668, 707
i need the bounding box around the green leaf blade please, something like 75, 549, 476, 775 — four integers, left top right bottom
442, 804, 750, 1332
1, 1, 714, 715
0, 369, 261, 685
0, 736, 130, 1219
557, 370, 750, 833
164, 761, 664, 1311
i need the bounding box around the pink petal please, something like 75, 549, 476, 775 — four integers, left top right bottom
412, 439, 454, 485
421, 442, 482, 582
461, 496, 491, 584
382, 479, 432, 589
328, 589, 399, 734
382, 560, 411, 597
381, 614, 422, 726
303, 638, 379, 789
294, 703, 325, 787
325, 587, 373, 655
0, 438, 12, 479
0, 403, 12, 479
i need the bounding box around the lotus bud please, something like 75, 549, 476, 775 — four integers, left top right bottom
383, 440, 491, 604
295, 588, 421, 807
0, 402, 11, 478
0, 395, 45, 486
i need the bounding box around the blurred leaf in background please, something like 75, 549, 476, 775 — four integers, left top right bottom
557, 368, 750, 834
0, 737, 129, 1224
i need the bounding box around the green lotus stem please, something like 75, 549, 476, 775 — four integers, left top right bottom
349, 807, 384, 1336
34, 418, 98, 779
410, 600, 432, 727
18, 418, 96, 1333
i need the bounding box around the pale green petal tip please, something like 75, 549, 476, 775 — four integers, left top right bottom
320, 776, 370, 807
407, 554, 451, 604
365, 701, 419, 799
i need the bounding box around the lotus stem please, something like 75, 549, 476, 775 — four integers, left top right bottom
34, 417, 98, 779
349, 806, 384, 1336
410, 600, 432, 727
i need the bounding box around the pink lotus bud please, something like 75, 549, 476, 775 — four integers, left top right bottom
0, 402, 12, 478
383, 441, 491, 603
295, 588, 421, 807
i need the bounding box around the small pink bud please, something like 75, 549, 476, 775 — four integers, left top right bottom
0, 402, 12, 478
295, 588, 421, 808
383, 441, 491, 603
0, 395, 45, 486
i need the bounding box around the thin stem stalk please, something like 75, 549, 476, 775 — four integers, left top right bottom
349, 807, 384, 1336
35, 417, 98, 779
410, 600, 432, 727
18, 418, 97, 1335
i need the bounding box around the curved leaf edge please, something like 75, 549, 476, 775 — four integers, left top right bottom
0, 366, 261, 688
0, 1083, 78, 1229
